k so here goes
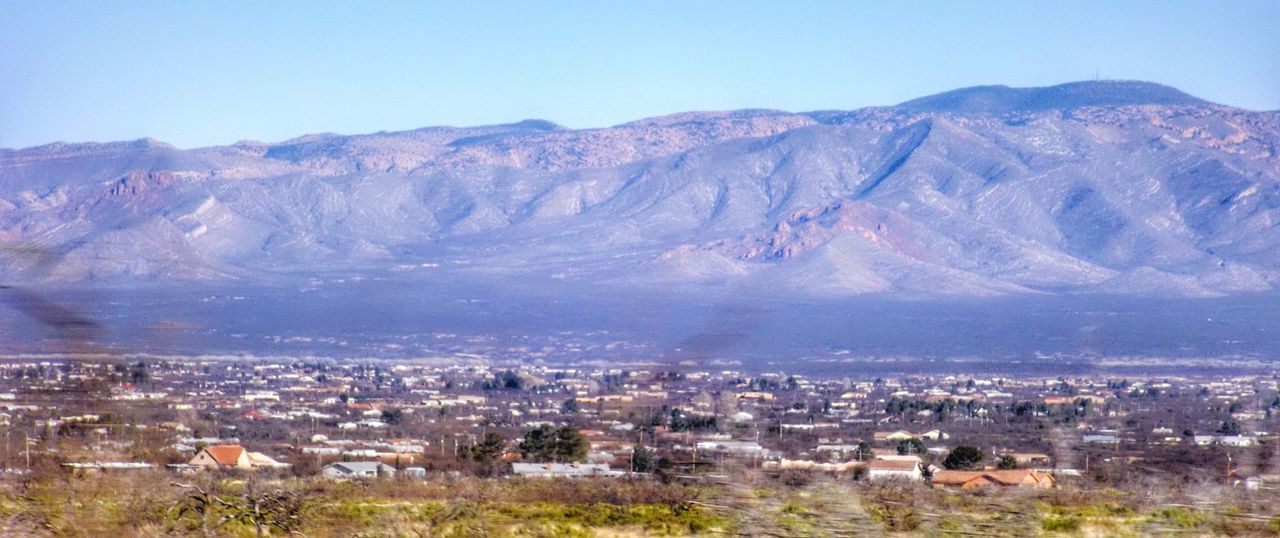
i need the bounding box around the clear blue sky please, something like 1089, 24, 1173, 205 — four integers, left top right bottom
2, 1, 1277, 149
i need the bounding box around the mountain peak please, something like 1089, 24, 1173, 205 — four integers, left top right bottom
503, 119, 565, 131
896, 80, 1213, 115
616, 109, 798, 128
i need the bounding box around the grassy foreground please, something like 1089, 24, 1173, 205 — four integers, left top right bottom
0, 471, 1277, 536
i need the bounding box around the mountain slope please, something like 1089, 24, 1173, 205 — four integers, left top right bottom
1, 81, 1277, 297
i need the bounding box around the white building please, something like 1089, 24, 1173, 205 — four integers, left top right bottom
511, 462, 624, 478
866, 460, 922, 481
322, 461, 396, 479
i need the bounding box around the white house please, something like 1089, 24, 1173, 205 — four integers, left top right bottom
1220, 435, 1257, 448
322, 461, 396, 479
866, 460, 922, 481
510, 463, 624, 478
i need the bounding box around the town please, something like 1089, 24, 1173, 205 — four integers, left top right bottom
0, 356, 1278, 534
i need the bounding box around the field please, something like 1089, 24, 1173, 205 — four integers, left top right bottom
1, 471, 1277, 537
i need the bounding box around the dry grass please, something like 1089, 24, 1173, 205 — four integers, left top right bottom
0, 471, 1276, 537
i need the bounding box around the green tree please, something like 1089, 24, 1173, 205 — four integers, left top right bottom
896, 438, 926, 456
854, 441, 873, 461
460, 432, 508, 476
519, 425, 589, 463
554, 425, 590, 462
1217, 420, 1242, 435
942, 445, 985, 470
519, 425, 557, 462
380, 408, 405, 425
631, 444, 656, 473
129, 361, 150, 384
562, 398, 581, 414
997, 454, 1019, 469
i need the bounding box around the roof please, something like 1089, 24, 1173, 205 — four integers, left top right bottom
326, 461, 392, 474
868, 460, 919, 471
511, 463, 622, 477
202, 445, 245, 466
247, 452, 289, 467
983, 470, 1050, 486
932, 469, 1054, 487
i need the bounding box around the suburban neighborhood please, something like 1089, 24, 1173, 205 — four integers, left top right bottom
0, 357, 1273, 493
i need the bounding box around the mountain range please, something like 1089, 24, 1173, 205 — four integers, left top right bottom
3, 80, 1278, 298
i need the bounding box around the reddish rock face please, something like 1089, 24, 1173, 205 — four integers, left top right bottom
737, 201, 939, 264
108, 171, 179, 198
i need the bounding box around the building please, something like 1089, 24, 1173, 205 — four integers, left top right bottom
246, 451, 290, 469
189, 445, 253, 470
188, 444, 288, 470
873, 430, 916, 442
61, 462, 155, 475
322, 461, 397, 479
866, 460, 922, 481
510, 462, 624, 478
931, 469, 1055, 489
1004, 452, 1052, 467
695, 440, 767, 457
1220, 436, 1257, 448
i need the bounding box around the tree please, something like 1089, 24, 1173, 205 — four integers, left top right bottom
561, 398, 581, 414
997, 455, 1019, 469
942, 445, 985, 470
1217, 420, 1241, 436
632, 444, 656, 473
501, 370, 524, 390
219, 484, 307, 537
518, 425, 557, 462
896, 439, 926, 456
129, 361, 150, 384
170, 480, 306, 538
380, 408, 405, 425
854, 442, 873, 461
460, 432, 508, 476
169, 482, 218, 537
519, 425, 588, 463
669, 409, 717, 432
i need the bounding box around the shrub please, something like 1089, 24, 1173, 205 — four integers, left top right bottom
1042, 514, 1081, 532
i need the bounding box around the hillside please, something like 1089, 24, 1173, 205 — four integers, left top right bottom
2, 81, 1278, 297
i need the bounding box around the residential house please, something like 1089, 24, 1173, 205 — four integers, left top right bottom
188, 444, 287, 470
1220, 436, 1257, 448
510, 463, 624, 478
322, 461, 396, 479
866, 460, 922, 481
1082, 434, 1118, 444
189, 445, 253, 470
1004, 452, 1052, 467
931, 469, 1055, 489
920, 430, 950, 441
874, 430, 916, 443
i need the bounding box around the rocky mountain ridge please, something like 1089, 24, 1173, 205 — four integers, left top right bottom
2, 81, 1277, 297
